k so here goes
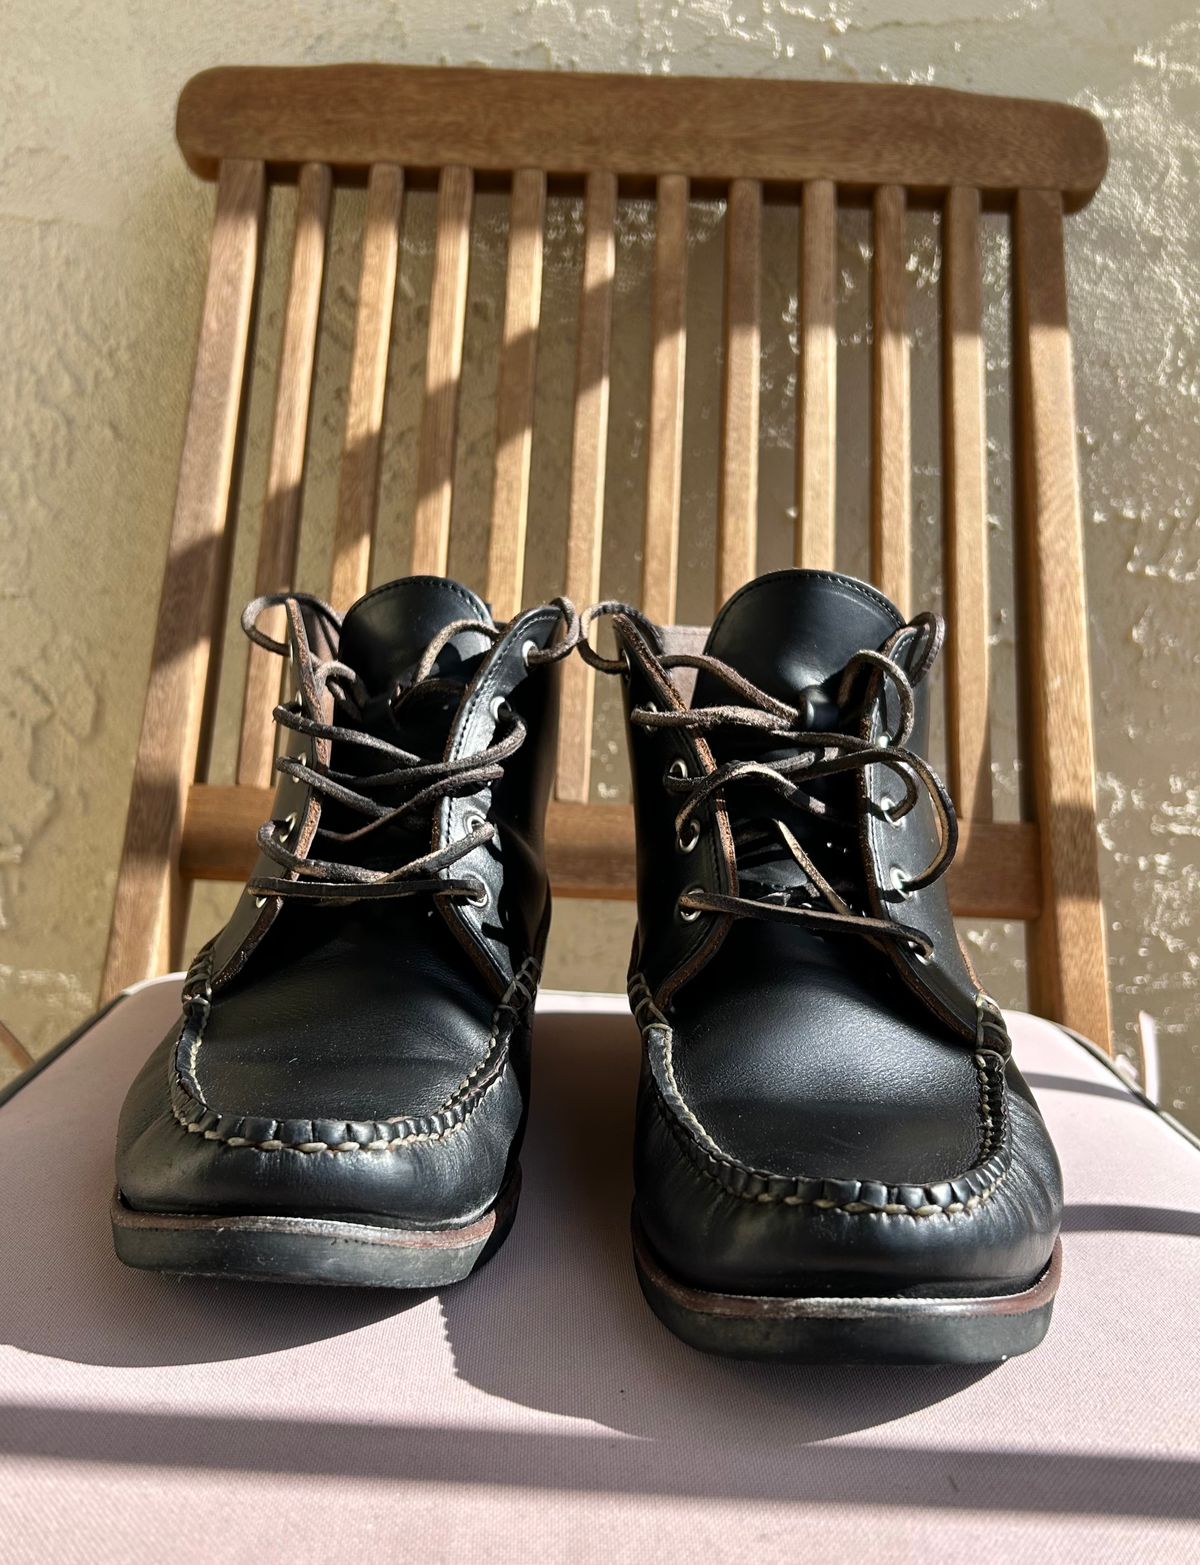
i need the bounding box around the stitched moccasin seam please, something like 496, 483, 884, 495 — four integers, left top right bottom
630, 971, 1012, 1218
167, 953, 540, 1154
649, 1086, 1012, 1218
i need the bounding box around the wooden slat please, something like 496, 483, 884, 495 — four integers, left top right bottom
411, 164, 474, 576
101, 160, 265, 998
485, 168, 546, 619
556, 171, 617, 803
1013, 187, 1111, 1049
179, 68, 1108, 210
0, 1020, 35, 1072
641, 173, 689, 625
870, 184, 911, 613
183, 784, 1042, 918
717, 177, 760, 607
796, 178, 837, 569
238, 162, 331, 788
942, 185, 992, 823
330, 163, 403, 609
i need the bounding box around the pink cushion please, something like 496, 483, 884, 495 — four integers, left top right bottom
0, 979, 1196, 1564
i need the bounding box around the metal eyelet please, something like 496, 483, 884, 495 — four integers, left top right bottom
463, 875, 489, 908
678, 886, 704, 922
910, 940, 934, 966
664, 757, 689, 785
489, 695, 509, 722
878, 793, 900, 821
253, 894, 268, 909
277, 811, 299, 842
890, 865, 912, 899
520, 639, 538, 669
877, 733, 892, 749
463, 810, 488, 837
677, 818, 701, 854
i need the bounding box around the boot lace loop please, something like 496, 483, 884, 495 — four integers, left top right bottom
580, 601, 957, 960
237, 592, 578, 905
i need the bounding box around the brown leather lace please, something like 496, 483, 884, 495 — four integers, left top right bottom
579, 602, 958, 961
239, 592, 579, 906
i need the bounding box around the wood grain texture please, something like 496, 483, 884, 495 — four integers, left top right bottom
486, 168, 545, 619
101, 160, 265, 998
106, 70, 1109, 1039
556, 172, 616, 804
1013, 187, 1111, 1049
411, 164, 474, 576
717, 178, 760, 607
0, 1020, 35, 1072
641, 173, 689, 625
871, 185, 911, 614
183, 784, 1041, 917
238, 162, 331, 788
330, 163, 403, 609
796, 178, 837, 570
178, 67, 1107, 210
942, 185, 993, 824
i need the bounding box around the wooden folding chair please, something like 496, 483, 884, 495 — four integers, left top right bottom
100, 65, 1112, 1049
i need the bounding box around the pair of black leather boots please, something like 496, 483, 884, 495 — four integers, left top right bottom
113, 570, 1063, 1364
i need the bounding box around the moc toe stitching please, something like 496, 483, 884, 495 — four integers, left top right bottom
167, 955, 541, 1156
642, 1014, 1014, 1219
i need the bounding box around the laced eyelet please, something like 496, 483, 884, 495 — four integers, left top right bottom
463, 809, 488, 837
520, 639, 538, 669
909, 940, 935, 965
876, 733, 892, 749
489, 695, 509, 723
890, 865, 912, 899
678, 886, 704, 922
277, 811, 299, 842
878, 793, 900, 821
664, 757, 689, 785
253, 894, 268, 909
462, 875, 489, 908
676, 818, 701, 854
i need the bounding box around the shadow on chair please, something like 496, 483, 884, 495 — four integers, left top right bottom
438, 1007, 997, 1443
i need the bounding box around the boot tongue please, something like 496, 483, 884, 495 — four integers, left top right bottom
690, 571, 906, 904
337, 576, 495, 700
328, 580, 496, 862
693, 569, 904, 721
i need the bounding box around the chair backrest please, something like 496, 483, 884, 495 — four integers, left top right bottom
101, 64, 1112, 1047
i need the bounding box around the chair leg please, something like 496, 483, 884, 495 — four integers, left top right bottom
101, 160, 264, 1001
1013, 188, 1111, 1051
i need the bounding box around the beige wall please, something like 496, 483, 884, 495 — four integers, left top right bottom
1, 1, 1196, 1127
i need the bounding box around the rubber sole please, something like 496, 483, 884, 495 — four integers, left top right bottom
633, 1218, 1062, 1364
111, 1168, 521, 1289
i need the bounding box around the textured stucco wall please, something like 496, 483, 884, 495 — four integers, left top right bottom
1, 0, 1196, 1126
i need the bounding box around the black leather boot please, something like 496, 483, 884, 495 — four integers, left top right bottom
588, 569, 1063, 1363
113, 577, 576, 1287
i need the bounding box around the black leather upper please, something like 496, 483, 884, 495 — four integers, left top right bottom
618, 570, 1063, 1298
116, 577, 561, 1230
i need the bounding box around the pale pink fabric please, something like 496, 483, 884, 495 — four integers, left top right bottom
0, 980, 1196, 1565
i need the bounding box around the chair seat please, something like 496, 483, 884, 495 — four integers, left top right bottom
1, 978, 1196, 1564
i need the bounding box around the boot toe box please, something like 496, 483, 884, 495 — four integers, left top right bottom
635, 1014, 1063, 1301
116, 993, 528, 1231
